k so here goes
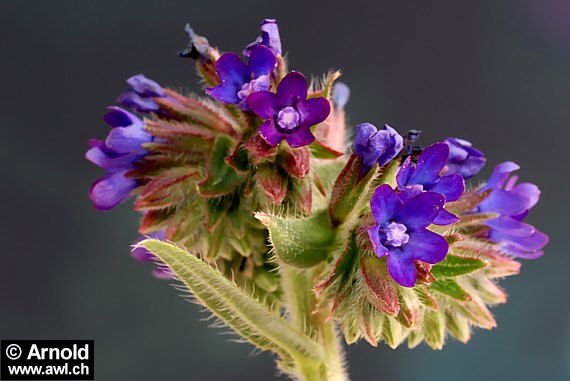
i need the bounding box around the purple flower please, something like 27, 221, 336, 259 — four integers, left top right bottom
118, 74, 166, 113
247, 72, 331, 148
179, 23, 213, 61
243, 19, 282, 57
132, 231, 176, 279
396, 143, 465, 225
367, 184, 448, 287
205, 45, 276, 110
444, 138, 486, 179
477, 162, 548, 259
354, 123, 403, 175
86, 107, 152, 211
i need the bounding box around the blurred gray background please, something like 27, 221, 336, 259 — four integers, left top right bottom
1, 0, 569, 380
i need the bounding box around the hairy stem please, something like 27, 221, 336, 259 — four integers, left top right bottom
280, 264, 349, 381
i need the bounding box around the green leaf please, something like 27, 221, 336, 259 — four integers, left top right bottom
431, 254, 488, 278
138, 239, 325, 364
429, 279, 472, 301
423, 309, 445, 350
308, 140, 343, 159
198, 135, 245, 196
256, 210, 335, 268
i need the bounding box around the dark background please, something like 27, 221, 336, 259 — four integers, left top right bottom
1, 1, 569, 380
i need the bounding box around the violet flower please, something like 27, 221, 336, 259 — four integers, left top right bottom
444, 138, 486, 179
247, 72, 331, 148
86, 107, 151, 210
205, 45, 276, 110
132, 231, 175, 279
354, 123, 403, 176
396, 143, 465, 225
367, 184, 448, 287
243, 19, 282, 57
118, 74, 167, 113
477, 162, 548, 259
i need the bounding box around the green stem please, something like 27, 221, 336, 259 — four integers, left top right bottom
280, 264, 349, 381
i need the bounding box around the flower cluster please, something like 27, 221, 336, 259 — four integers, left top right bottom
87, 18, 548, 358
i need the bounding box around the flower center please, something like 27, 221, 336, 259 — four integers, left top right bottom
237, 75, 270, 100
383, 222, 410, 247
277, 106, 300, 130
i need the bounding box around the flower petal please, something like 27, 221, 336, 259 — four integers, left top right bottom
248, 45, 277, 79
368, 225, 389, 258
485, 216, 536, 237
247, 91, 278, 119
90, 171, 137, 211
85, 141, 138, 170
276, 72, 308, 108
297, 97, 331, 128
258, 119, 284, 146
118, 90, 159, 112
483, 162, 520, 190
284, 127, 315, 148
410, 143, 449, 186
214, 52, 249, 85
430, 173, 465, 202
105, 126, 151, 155
397, 191, 445, 229
206, 83, 242, 104
370, 184, 400, 226
387, 249, 417, 287
490, 229, 549, 252
513, 182, 541, 209
396, 157, 414, 188
402, 229, 448, 264
500, 245, 544, 259
433, 208, 460, 225
478, 189, 529, 216
103, 107, 141, 128
127, 74, 165, 97
260, 19, 282, 56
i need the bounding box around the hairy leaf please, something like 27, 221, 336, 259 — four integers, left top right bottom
138, 239, 325, 364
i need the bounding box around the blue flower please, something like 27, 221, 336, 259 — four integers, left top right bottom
444, 138, 486, 179
477, 162, 548, 259
243, 19, 282, 57
367, 184, 448, 287
86, 107, 152, 210
354, 123, 403, 176
118, 74, 167, 113
206, 45, 276, 110
396, 142, 465, 225
331, 82, 350, 110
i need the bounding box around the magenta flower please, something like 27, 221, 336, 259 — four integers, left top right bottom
444, 138, 486, 179
247, 72, 331, 148
86, 107, 151, 210
367, 184, 448, 287
205, 45, 276, 110
397, 143, 465, 225
477, 162, 548, 259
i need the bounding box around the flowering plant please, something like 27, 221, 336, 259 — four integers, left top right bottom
87, 19, 548, 380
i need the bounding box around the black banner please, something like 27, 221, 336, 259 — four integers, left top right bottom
1, 341, 94, 380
